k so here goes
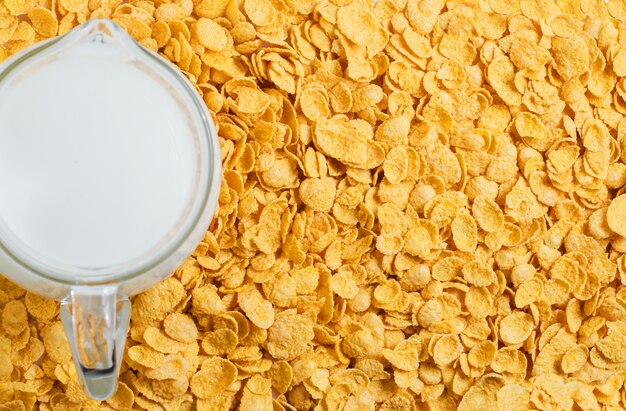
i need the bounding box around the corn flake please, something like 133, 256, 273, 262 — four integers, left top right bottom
607, 194, 626, 237
561, 344, 588, 374
237, 284, 274, 329
194, 18, 228, 52
270, 360, 293, 395
499, 312, 534, 345
1, 300, 27, 336
105, 382, 134, 411
27, 7, 57, 37
163, 313, 197, 343
451, 211, 477, 252
299, 177, 336, 212
433, 334, 463, 366
143, 327, 192, 354
190, 357, 237, 398
201, 329, 238, 355
41, 322, 71, 364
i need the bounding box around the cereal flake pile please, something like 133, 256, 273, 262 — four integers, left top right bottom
3, 0, 626, 410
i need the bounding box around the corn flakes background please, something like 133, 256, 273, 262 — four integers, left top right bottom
2, 0, 626, 410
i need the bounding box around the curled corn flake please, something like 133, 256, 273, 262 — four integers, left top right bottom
27, 7, 58, 38
201, 329, 238, 356
382, 338, 421, 371
2, 300, 28, 336
143, 326, 193, 354
561, 344, 589, 374
299, 177, 336, 212
194, 18, 228, 52
499, 312, 535, 345
433, 334, 463, 366
269, 360, 293, 395
23, 292, 57, 323
190, 357, 238, 398
237, 284, 275, 329
451, 211, 477, 252
5, 0, 35, 15
383, 145, 409, 184
467, 340, 497, 368
607, 194, 626, 237
105, 382, 134, 410
41, 322, 71, 364
163, 313, 198, 343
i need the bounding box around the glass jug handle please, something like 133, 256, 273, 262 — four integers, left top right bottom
60, 285, 130, 400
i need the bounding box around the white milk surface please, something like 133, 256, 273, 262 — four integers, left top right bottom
0, 55, 197, 270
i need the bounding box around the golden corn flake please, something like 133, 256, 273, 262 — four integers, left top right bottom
595, 321, 626, 363
383, 145, 409, 184
300, 85, 331, 122
237, 284, 274, 329
291, 266, 319, 294
239, 375, 272, 411
515, 112, 553, 152
41, 322, 71, 364
488, 0, 519, 14
299, 177, 336, 212
143, 326, 192, 354
127, 345, 167, 369
5, 0, 35, 15
491, 347, 527, 374
465, 286, 493, 318
9, 326, 29, 352
314, 117, 384, 169
269, 360, 292, 395
462, 261, 497, 287
514, 277, 543, 308
105, 382, 134, 411
23, 292, 57, 323
499, 312, 534, 346
243, 0, 276, 27
468, 340, 497, 368
471, 196, 503, 233
2, 300, 28, 336
432, 334, 463, 366
488, 56, 521, 106
451, 211, 477, 252
192, 285, 226, 315
561, 344, 589, 374
458, 374, 504, 411
609, 0, 626, 20
201, 329, 238, 356
163, 312, 198, 343
59, 0, 87, 13
607, 194, 626, 237
190, 357, 237, 398
194, 18, 228, 52
155, 3, 186, 23
144, 354, 191, 380
382, 338, 421, 371
132, 277, 186, 323
27, 7, 57, 38
330, 270, 359, 299
267, 310, 314, 361
496, 384, 529, 411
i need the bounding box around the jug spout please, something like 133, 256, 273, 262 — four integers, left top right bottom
81, 19, 119, 43
60, 285, 130, 400
57, 18, 141, 59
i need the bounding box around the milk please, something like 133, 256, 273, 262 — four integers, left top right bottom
0, 51, 199, 270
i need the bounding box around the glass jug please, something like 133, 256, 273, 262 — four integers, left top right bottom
0, 19, 221, 399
